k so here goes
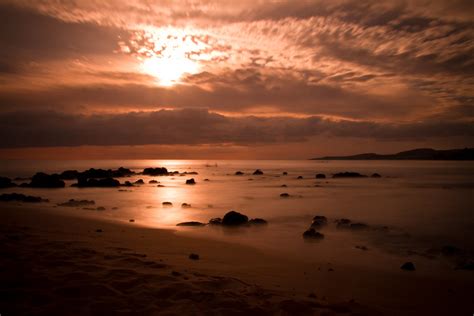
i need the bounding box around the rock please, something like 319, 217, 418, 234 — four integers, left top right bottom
74, 177, 120, 188
248, 218, 268, 225
315, 173, 326, 179
177, 221, 205, 226
162, 202, 173, 206
282, 172, 288, 175
208, 218, 222, 225
157, 184, 165, 187
297, 176, 303, 179
311, 216, 327, 228
371, 173, 381, 178
189, 253, 200, 260
355, 245, 369, 251
235, 171, 244, 176
280, 193, 290, 198
58, 199, 95, 207
0, 176, 16, 188
401, 262, 416, 271
349, 223, 369, 230
186, 178, 196, 185
134, 179, 145, 184
441, 245, 463, 256
123, 181, 133, 187
129, 219, 135, 222
29, 172, 65, 188
222, 211, 249, 226
59, 170, 80, 180
78, 167, 134, 179
281, 184, 287, 187
182, 171, 198, 175
253, 169, 264, 175
181, 203, 192, 208
143, 167, 169, 176
95, 229, 103, 233
96, 206, 106, 211
302, 228, 324, 240
335, 218, 352, 227
204, 178, 210, 181
149, 180, 159, 184
0, 193, 48, 203
333, 172, 367, 178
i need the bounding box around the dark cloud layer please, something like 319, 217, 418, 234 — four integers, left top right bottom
0, 109, 472, 148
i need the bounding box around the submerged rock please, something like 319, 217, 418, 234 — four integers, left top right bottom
280, 193, 290, 198
0, 193, 48, 203
222, 211, 249, 226
143, 167, 169, 176
96, 206, 106, 211
282, 172, 288, 175
333, 172, 367, 178
58, 199, 95, 207
185, 178, 196, 185
253, 169, 264, 175
181, 203, 192, 208
401, 262, 416, 271
302, 228, 324, 240
311, 215, 327, 228
297, 176, 303, 179
281, 184, 287, 187
371, 173, 382, 178
0, 176, 16, 188
335, 218, 352, 227
149, 180, 159, 184
162, 202, 173, 206
177, 221, 205, 227
248, 218, 268, 225
29, 172, 65, 188
315, 173, 326, 179
189, 253, 200, 260
235, 171, 244, 176
208, 217, 222, 225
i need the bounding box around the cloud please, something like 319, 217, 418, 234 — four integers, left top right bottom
0, 109, 472, 148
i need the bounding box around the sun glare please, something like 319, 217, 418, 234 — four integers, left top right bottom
142, 55, 198, 86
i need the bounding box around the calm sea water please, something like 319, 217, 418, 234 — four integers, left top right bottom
1, 159, 473, 268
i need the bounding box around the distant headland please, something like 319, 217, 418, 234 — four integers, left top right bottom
312, 148, 474, 160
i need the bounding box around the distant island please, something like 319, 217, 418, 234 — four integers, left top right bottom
312, 148, 474, 160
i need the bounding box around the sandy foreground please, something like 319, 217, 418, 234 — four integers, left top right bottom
0, 204, 473, 316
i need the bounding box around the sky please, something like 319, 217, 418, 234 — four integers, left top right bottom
0, 0, 472, 159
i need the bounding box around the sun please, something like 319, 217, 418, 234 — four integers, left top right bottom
142, 55, 199, 87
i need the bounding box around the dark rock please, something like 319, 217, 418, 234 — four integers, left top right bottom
441, 245, 463, 256
311, 216, 327, 228
185, 178, 196, 185
123, 181, 133, 187
78, 167, 134, 179
134, 179, 145, 184
349, 223, 369, 230
282, 172, 288, 175
209, 217, 222, 225
74, 177, 120, 188
249, 218, 268, 225
315, 173, 326, 179
235, 171, 244, 176
371, 173, 382, 178
222, 211, 249, 226
297, 176, 303, 179
162, 202, 173, 206
59, 170, 80, 180
177, 221, 206, 226
143, 167, 169, 176
281, 184, 287, 187
157, 184, 165, 187
280, 193, 290, 198
401, 262, 416, 271
181, 203, 191, 208
189, 253, 200, 260
182, 171, 198, 175
96, 206, 106, 211
0, 193, 48, 203
303, 228, 324, 240
253, 169, 264, 175
204, 178, 210, 181
29, 172, 65, 188
355, 245, 369, 251
149, 180, 159, 184
333, 172, 367, 178
335, 218, 352, 227
95, 229, 103, 233
0, 176, 16, 188
58, 199, 95, 207
129, 219, 135, 222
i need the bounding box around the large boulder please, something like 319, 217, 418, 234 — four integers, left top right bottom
143, 167, 169, 176
222, 211, 249, 226
74, 177, 120, 188
29, 172, 65, 188
0, 176, 16, 188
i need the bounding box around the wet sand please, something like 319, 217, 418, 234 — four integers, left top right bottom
0, 204, 473, 315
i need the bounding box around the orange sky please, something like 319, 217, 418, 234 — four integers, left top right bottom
0, 0, 472, 159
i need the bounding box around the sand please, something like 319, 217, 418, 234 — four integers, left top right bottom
0, 204, 473, 315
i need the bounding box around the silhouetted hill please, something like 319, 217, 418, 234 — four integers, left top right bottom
312, 148, 474, 160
